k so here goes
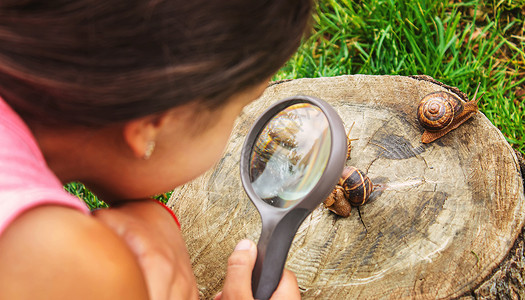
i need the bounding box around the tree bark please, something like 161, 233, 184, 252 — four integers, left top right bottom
167, 75, 525, 299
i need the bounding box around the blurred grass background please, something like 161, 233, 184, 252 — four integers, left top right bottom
68, 0, 524, 209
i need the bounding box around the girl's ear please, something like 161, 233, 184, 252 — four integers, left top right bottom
122, 114, 166, 159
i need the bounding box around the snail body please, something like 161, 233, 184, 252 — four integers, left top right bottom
324, 166, 373, 217
417, 86, 481, 144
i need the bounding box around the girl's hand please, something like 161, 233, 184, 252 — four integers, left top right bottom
214, 239, 301, 300
93, 200, 199, 300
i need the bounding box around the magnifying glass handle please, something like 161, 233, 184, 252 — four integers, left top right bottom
252, 209, 310, 300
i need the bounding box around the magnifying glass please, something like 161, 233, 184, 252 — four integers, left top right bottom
240, 95, 347, 300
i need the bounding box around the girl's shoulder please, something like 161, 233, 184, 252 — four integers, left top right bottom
0, 205, 149, 299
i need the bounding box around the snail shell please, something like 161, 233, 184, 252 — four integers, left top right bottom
341, 166, 373, 206
417, 89, 480, 143
324, 166, 373, 217
417, 92, 458, 131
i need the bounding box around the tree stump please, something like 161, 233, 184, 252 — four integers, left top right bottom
167, 75, 525, 299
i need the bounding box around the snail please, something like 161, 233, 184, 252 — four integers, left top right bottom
322, 123, 367, 217
323, 166, 373, 217
417, 84, 481, 144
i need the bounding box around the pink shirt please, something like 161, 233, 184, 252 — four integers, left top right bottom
0, 97, 89, 236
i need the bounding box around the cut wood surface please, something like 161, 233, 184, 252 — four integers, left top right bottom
167, 75, 525, 299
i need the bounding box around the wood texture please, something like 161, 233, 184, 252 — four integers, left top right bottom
167, 75, 525, 299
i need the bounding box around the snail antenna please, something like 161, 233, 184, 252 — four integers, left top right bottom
347, 121, 358, 141
346, 121, 358, 161
472, 82, 483, 103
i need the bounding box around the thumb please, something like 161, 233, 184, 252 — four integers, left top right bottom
220, 239, 257, 300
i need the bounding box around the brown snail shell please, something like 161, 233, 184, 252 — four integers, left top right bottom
342, 166, 373, 206
417, 88, 480, 144
323, 166, 373, 217
417, 92, 456, 131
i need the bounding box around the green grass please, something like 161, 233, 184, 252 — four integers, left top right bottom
69, 0, 524, 208
274, 0, 525, 154
64, 182, 172, 211
65, 182, 108, 210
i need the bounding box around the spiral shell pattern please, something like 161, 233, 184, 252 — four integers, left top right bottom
417, 92, 455, 131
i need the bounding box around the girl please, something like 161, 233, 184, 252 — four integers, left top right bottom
0, 0, 312, 299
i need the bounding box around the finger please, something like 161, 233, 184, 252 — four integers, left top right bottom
213, 291, 222, 300
221, 239, 257, 300
270, 269, 300, 300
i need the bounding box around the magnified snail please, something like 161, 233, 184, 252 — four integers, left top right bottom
417, 84, 482, 144
323, 166, 373, 217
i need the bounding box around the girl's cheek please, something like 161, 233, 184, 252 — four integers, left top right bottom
193, 129, 231, 172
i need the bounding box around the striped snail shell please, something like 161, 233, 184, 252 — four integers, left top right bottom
341, 166, 373, 206
323, 166, 373, 217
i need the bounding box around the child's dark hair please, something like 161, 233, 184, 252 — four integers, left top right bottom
0, 0, 312, 126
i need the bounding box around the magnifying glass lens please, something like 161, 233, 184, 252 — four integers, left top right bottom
249, 103, 332, 208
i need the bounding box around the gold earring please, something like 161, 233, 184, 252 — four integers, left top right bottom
144, 141, 156, 160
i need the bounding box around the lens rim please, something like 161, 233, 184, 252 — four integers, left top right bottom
240, 95, 347, 213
